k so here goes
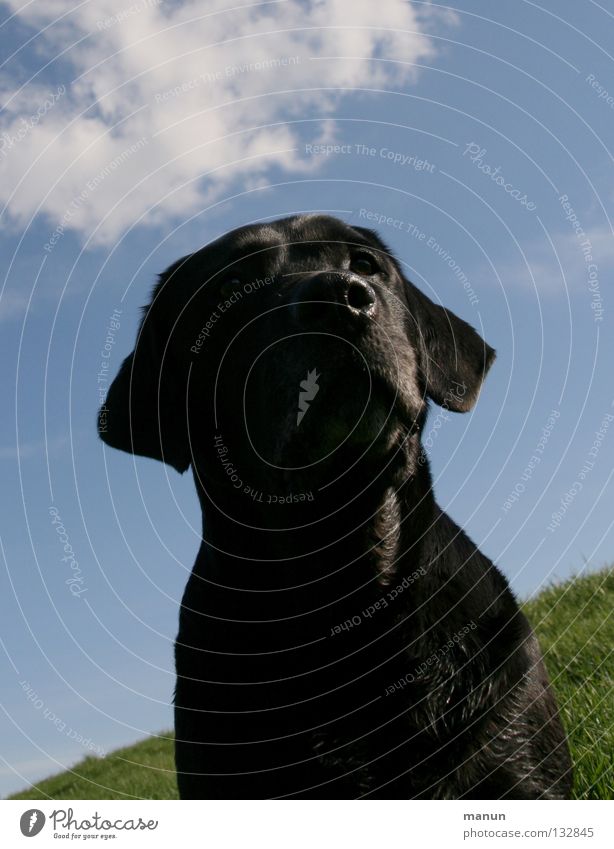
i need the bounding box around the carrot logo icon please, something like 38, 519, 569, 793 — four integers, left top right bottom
19, 809, 46, 836
297, 369, 320, 426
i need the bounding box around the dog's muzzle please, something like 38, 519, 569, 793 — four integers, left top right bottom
289, 272, 377, 328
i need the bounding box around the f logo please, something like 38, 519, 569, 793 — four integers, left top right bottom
19, 809, 46, 837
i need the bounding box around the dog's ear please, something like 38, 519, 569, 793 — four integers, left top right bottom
98, 274, 191, 473
407, 284, 495, 412
351, 225, 495, 412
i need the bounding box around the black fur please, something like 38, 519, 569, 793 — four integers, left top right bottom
99, 214, 572, 799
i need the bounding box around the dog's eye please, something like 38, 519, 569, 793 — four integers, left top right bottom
220, 277, 241, 298
350, 255, 377, 276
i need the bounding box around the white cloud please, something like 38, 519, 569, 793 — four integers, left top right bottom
0, 434, 69, 460
0, 1, 450, 246
0, 289, 31, 323
496, 226, 614, 295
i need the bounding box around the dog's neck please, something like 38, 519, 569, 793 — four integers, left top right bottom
192, 448, 434, 590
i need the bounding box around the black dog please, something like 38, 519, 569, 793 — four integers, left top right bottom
99, 214, 572, 799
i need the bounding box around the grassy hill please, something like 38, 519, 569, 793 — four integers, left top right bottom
10, 568, 614, 800
9, 734, 179, 800
522, 567, 614, 799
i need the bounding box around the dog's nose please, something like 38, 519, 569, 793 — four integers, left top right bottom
291, 273, 377, 325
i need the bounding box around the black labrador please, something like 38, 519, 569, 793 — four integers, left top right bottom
99, 214, 572, 799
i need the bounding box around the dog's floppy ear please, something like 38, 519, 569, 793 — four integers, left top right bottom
351, 225, 495, 412
407, 284, 495, 412
98, 274, 191, 473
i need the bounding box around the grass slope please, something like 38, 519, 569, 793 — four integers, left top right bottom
523, 568, 614, 799
9, 735, 179, 801
9, 568, 614, 800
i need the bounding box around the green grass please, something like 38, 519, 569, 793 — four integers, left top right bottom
523, 567, 614, 800
9, 568, 614, 800
9, 734, 178, 800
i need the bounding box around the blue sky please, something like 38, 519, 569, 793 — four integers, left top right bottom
1, 0, 613, 798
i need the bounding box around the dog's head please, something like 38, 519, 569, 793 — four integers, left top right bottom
99, 215, 494, 495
